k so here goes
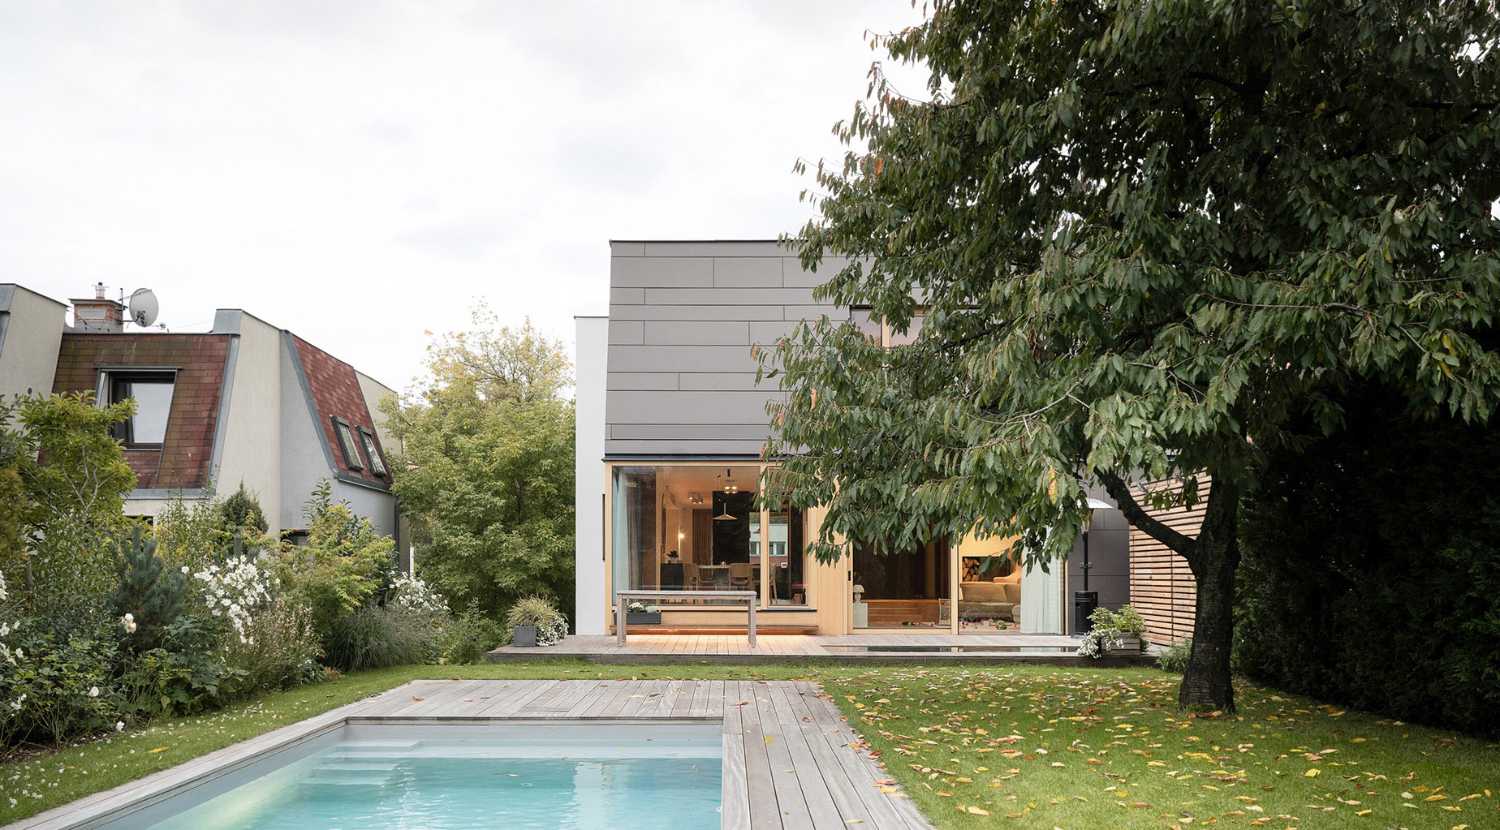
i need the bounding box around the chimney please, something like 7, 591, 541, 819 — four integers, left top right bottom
71, 283, 126, 333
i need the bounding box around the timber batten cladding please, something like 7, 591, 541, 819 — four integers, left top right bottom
1127, 479, 1207, 645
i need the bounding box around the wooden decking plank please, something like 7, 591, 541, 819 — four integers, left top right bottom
520, 678, 595, 715
763, 683, 845, 828
775, 682, 881, 826
794, 681, 923, 829
563, 682, 614, 718
721, 681, 753, 830
748, 682, 815, 829
480, 679, 559, 716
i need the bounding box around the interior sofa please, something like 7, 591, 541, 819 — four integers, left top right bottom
958, 578, 1020, 622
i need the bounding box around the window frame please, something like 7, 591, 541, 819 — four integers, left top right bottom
357, 426, 388, 477
101, 369, 177, 449
331, 417, 365, 471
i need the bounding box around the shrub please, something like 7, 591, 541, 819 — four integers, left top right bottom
0, 621, 120, 746
505, 596, 567, 647
443, 610, 503, 664
110, 528, 187, 653
389, 573, 449, 615
217, 483, 268, 537
189, 553, 275, 644
117, 616, 237, 719
1075, 604, 1146, 659
220, 597, 323, 698
323, 606, 440, 672
1157, 638, 1192, 673
280, 482, 396, 645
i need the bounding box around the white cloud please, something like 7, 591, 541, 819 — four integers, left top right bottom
0, 0, 926, 391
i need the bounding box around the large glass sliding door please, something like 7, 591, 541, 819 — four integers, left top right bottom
611, 464, 811, 609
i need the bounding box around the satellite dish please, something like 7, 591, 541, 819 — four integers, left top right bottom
127, 288, 159, 327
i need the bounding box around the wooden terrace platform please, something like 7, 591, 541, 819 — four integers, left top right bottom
10, 680, 929, 830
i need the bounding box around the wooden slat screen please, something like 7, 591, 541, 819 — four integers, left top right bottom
1127, 479, 1206, 645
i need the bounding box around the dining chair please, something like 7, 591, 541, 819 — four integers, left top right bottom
729, 562, 752, 590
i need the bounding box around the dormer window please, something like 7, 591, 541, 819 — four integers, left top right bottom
332, 417, 364, 470
358, 427, 388, 477
105, 370, 176, 447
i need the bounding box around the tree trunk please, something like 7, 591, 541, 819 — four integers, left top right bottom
1179, 530, 1239, 711
1101, 471, 1241, 712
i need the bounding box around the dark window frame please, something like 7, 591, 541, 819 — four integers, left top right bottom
357, 427, 388, 477
104, 369, 177, 448
331, 417, 364, 470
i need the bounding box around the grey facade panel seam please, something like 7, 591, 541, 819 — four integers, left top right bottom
282, 329, 339, 478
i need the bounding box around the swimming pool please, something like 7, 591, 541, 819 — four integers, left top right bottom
98, 722, 723, 830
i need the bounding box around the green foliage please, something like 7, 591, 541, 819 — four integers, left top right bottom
504, 595, 567, 646
1236, 382, 1500, 737
117, 616, 238, 719
766, 0, 1500, 709
280, 481, 396, 644
1157, 639, 1193, 674
110, 528, 186, 653
219, 598, 323, 698
0, 394, 136, 631
386, 308, 575, 621
441, 609, 503, 664
217, 483, 268, 537
322, 606, 440, 672
0, 621, 120, 745
1076, 604, 1146, 659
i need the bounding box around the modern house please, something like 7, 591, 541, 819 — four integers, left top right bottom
0, 282, 404, 546
573, 241, 1133, 638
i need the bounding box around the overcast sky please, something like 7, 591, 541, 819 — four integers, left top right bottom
0, 1, 927, 393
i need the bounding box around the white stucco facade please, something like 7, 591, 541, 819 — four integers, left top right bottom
574, 315, 608, 635
0, 285, 66, 400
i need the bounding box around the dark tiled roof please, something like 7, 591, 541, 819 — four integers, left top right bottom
290, 334, 389, 488
52, 333, 230, 489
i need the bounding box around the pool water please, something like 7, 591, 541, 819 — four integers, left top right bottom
109, 723, 722, 830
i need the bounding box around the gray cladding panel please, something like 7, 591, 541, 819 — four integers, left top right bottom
606, 390, 786, 424
643, 321, 749, 345
604, 245, 844, 457
612, 257, 714, 288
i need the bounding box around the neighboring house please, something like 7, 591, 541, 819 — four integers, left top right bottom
574, 240, 1131, 637
0, 283, 404, 548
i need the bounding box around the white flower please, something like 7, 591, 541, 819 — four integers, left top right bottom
116, 721, 125, 732
88, 686, 99, 698
181, 566, 189, 574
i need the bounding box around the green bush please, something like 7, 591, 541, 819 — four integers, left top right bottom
443, 610, 503, 664
322, 606, 441, 672
220, 597, 323, 698
110, 528, 187, 653
0, 621, 121, 745
504, 596, 568, 646
1157, 638, 1192, 673
281, 482, 396, 647
1236, 383, 1500, 738
117, 616, 238, 719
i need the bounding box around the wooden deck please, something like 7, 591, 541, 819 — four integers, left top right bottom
490, 632, 1153, 665
9, 680, 929, 830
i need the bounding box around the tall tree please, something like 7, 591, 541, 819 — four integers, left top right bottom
386, 307, 575, 622
765, 1, 1500, 710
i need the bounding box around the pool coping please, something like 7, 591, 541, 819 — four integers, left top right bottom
6, 680, 928, 829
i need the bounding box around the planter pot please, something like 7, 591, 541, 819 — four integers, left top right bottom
626, 611, 662, 625
512, 624, 538, 647
1105, 634, 1143, 653
851, 601, 869, 629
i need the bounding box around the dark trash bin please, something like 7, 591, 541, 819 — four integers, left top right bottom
1073, 591, 1099, 634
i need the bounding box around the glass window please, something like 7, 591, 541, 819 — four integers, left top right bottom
108, 372, 175, 446
359, 428, 388, 477
611, 464, 774, 605
768, 503, 807, 606
333, 418, 364, 470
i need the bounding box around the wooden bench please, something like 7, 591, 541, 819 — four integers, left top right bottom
615, 590, 758, 647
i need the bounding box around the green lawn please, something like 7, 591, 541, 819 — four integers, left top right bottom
3, 661, 1496, 828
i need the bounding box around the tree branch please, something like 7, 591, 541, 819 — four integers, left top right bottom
1099, 471, 1197, 555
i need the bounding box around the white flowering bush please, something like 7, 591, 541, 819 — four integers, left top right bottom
192, 555, 276, 644
389, 574, 448, 615
1075, 604, 1147, 659
505, 596, 569, 647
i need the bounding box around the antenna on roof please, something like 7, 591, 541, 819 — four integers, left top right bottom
127, 288, 159, 328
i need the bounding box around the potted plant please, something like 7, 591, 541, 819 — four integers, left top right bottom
626, 600, 661, 625
506, 596, 569, 647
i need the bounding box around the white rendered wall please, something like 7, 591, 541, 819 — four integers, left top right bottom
211, 311, 283, 532
574, 316, 608, 635
0, 286, 65, 400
